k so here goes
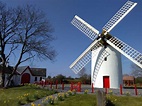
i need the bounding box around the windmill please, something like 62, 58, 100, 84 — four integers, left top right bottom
69, 1, 142, 88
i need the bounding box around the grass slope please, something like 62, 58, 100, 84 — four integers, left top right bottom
113, 95, 142, 106
0, 85, 56, 106
53, 94, 96, 106
51, 94, 142, 106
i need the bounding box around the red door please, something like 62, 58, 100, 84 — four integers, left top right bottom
21, 73, 30, 84
103, 76, 110, 88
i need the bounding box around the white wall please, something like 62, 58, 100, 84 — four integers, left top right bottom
92, 46, 122, 88
20, 68, 45, 84
4, 68, 46, 86
4, 74, 20, 86
13, 74, 21, 85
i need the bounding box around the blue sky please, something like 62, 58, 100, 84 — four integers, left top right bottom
3, 0, 142, 77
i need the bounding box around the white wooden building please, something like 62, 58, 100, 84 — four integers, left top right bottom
2, 66, 46, 86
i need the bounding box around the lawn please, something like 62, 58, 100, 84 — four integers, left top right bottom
53, 94, 97, 106
0, 84, 57, 106
108, 95, 142, 106
47, 93, 142, 106
1, 85, 142, 106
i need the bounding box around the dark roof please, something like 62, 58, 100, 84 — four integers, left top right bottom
17, 66, 46, 77
17, 66, 28, 74
0, 66, 19, 75
30, 68, 46, 77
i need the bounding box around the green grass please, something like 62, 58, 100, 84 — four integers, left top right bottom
47, 94, 142, 106
51, 94, 97, 106
0, 84, 56, 106
107, 95, 142, 106
1, 85, 142, 106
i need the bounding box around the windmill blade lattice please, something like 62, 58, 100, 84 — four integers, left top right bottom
71, 15, 99, 40
103, 1, 137, 33
70, 41, 102, 74
106, 36, 142, 68
71, 51, 91, 74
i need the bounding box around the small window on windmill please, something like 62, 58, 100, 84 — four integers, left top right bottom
104, 57, 107, 61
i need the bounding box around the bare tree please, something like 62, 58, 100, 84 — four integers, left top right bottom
0, 2, 56, 87
78, 67, 86, 77
78, 68, 91, 83
0, 2, 22, 87
131, 63, 142, 78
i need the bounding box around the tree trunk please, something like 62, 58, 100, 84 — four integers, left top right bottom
0, 72, 6, 88
4, 73, 14, 88
2, 72, 5, 87
0, 73, 2, 87
0, 64, 6, 88
5, 79, 10, 88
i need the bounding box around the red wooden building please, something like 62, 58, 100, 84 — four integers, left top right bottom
123, 76, 135, 86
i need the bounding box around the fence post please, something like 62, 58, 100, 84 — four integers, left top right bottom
70, 82, 73, 91
120, 84, 123, 95
44, 81, 46, 86
134, 84, 138, 95
105, 88, 108, 94
62, 83, 64, 90
78, 82, 81, 92
56, 80, 58, 89
92, 83, 94, 93
41, 81, 44, 86
46, 80, 48, 86
45, 80, 48, 85
50, 82, 52, 89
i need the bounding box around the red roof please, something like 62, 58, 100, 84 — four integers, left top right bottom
123, 76, 135, 81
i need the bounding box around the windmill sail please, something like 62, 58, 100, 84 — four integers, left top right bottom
70, 1, 139, 88
103, 1, 137, 33
106, 36, 142, 68
71, 15, 99, 40
70, 39, 102, 74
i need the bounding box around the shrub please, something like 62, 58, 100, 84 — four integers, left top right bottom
84, 89, 88, 94
17, 96, 27, 105
125, 91, 131, 96
67, 90, 72, 96
108, 90, 113, 95
47, 96, 54, 105
72, 89, 76, 95
57, 93, 64, 101
106, 95, 117, 106
63, 92, 68, 98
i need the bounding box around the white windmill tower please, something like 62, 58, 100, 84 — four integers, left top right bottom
69, 1, 142, 88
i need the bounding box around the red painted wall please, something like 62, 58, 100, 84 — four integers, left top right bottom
21, 73, 30, 84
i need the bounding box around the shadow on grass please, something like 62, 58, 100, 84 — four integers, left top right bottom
106, 100, 115, 106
